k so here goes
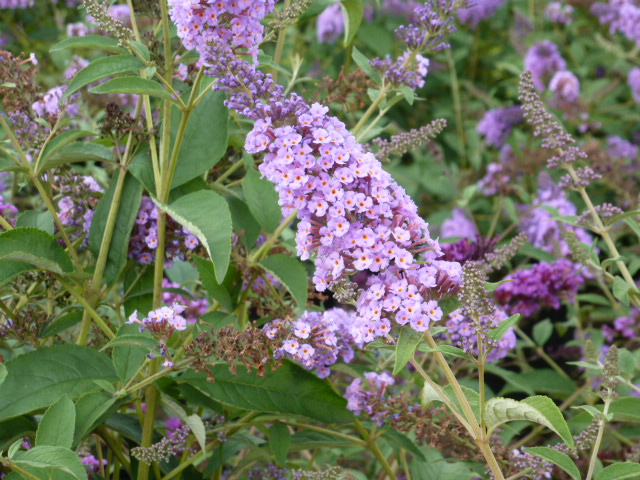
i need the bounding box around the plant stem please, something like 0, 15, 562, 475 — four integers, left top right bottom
585, 394, 612, 480
446, 49, 467, 169
513, 325, 570, 379
283, 421, 366, 446
77, 166, 129, 345
352, 85, 389, 138
272, 0, 291, 83
54, 275, 116, 340
354, 419, 399, 480
137, 359, 160, 480
249, 209, 298, 264
123, 359, 192, 396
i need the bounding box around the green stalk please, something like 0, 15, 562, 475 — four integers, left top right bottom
0, 214, 13, 231
249, 209, 298, 265
122, 359, 192, 396
352, 85, 390, 138
77, 166, 128, 345
446, 49, 467, 169
354, 420, 399, 480
31, 175, 83, 269
54, 275, 116, 340
272, 0, 291, 83
0, 460, 43, 480
137, 359, 160, 480
566, 164, 638, 299
585, 394, 612, 480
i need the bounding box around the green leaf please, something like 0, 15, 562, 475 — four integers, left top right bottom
227, 197, 261, 247
40, 311, 83, 338
613, 276, 632, 306
88, 173, 143, 284
609, 398, 640, 422
186, 414, 207, 451
36, 395, 75, 449
180, 361, 353, 424
533, 319, 553, 347
101, 334, 157, 351
193, 256, 233, 312
393, 326, 423, 375
0, 364, 7, 388
15, 211, 54, 235
50, 35, 125, 53
63, 55, 145, 100
443, 385, 480, 424
524, 447, 581, 480
485, 279, 514, 292
0, 345, 117, 421
242, 168, 281, 233
39, 143, 115, 172
439, 296, 461, 317
38, 130, 97, 166
351, 47, 382, 84
340, 0, 364, 47
487, 314, 520, 342
624, 218, 640, 240
158, 190, 232, 283
418, 344, 469, 359
12, 446, 87, 480
268, 423, 291, 466
112, 324, 149, 383
169, 89, 228, 189
484, 396, 574, 448
90, 76, 174, 100
0, 228, 73, 274
73, 391, 118, 447
595, 462, 640, 480
0, 261, 32, 287
398, 86, 415, 105
260, 254, 308, 310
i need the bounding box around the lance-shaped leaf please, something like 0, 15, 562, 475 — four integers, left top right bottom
242, 168, 281, 233
36, 395, 75, 449
64, 55, 146, 99
524, 447, 581, 480
484, 395, 574, 448
595, 462, 640, 480
91, 76, 174, 101
394, 326, 423, 374
261, 254, 308, 310
0, 345, 117, 421
12, 446, 87, 480
157, 190, 232, 283
0, 227, 73, 274
50, 35, 125, 53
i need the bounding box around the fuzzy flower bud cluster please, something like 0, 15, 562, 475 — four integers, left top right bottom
168, 0, 276, 60
129, 196, 199, 266
162, 279, 209, 324
56, 175, 103, 244
264, 308, 359, 378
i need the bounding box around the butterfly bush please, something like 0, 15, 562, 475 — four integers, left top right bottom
345, 372, 395, 425
165, 1, 464, 343
549, 70, 580, 105
316, 3, 344, 44
628, 67, 640, 103
0, 0, 33, 8
545, 1, 574, 24
591, 0, 640, 46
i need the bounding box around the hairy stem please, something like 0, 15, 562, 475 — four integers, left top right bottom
585, 394, 612, 480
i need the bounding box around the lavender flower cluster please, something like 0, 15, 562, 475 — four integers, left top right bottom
603, 307, 640, 342
524, 40, 567, 91
345, 372, 395, 426
519, 174, 592, 256
443, 307, 516, 361
128, 303, 188, 366
190, 2, 464, 342
592, 0, 640, 47
477, 106, 523, 148
545, 1, 574, 24
0, 0, 33, 8
457, 0, 506, 29
162, 279, 209, 324
129, 197, 199, 266
168, 0, 276, 61
57, 175, 103, 244
264, 308, 359, 378
494, 259, 585, 317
